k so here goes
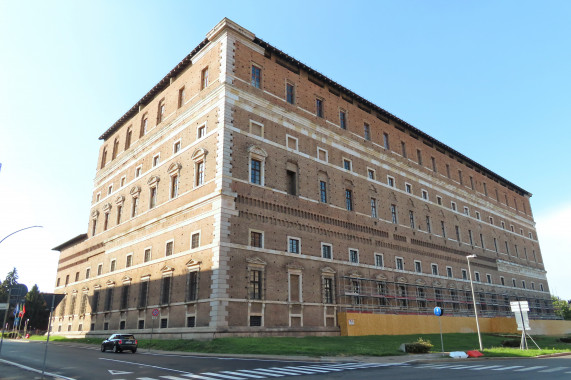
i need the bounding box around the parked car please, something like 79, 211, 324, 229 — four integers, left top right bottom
101, 334, 137, 353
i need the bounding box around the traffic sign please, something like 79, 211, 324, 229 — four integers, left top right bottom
152, 308, 160, 317
434, 307, 443, 317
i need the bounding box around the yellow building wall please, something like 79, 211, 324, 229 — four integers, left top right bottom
338, 312, 571, 336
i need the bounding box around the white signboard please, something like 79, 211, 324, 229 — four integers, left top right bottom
511, 301, 531, 331
0, 303, 8, 310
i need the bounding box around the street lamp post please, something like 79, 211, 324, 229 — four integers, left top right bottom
466, 254, 483, 351
0, 225, 43, 355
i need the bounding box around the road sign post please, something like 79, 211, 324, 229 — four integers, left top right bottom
434, 307, 444, 353
149, 308, 159, 352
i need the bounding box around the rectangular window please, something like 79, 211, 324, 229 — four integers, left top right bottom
160, 277, 171, 305
414, 261, 422, 273
468, 230, 474, 245
512, 278, 517, 287
126, 254, 133, 268
396, 257, 404, 270
345, 189, 353, 211
187, 271, 198, 301
174, 140, 181, 154
157, 100, 165, 124
409, 210, 415, 229
120, 285, 130, 309
104, 288, 113, 311
149, 187, 157, 209
370, 198, 377, 218
367, 168, 375, 180
178, 87, 185, 108
135, 166, 142, 178
391, 204, 398, 224
383, 133, 390, 149
197, 125, 206, 139
458, 170, 463, 185
401, 141, 407, 158
191, 233, 200, 249
250, 231, 263, 248
324, 277, 334, 304
97, 263, 103, 276
116, 205, 122, 225
286, 82, 295, 104
170, 174, 179, 199
469, 176, 474, 190
165, 241, 173, 256
349, 249, 359, 263
483, 182, 488, 196
374, 253, 383, 267
364, 123, 371, 140
85, 268, 91, 279
436, 196, 442, 205
451, 202, 457, 211
416, 149, 422, 165
321, 244, 332, 259
462, 269, 467, 280
446, 266, 453, 278
422, 190, 428, 200
487, 274, 492, 284
505, 241, 510, 254
316, 98, 323, 118
138, 320, 145, 329
480, 234, 485, 249
286, 170, 297, 195
339, 110, 346, 129
288, 237, 300, 254
317, 147, 328, 162
249, 270, 262, 300
405, 183, 412, 193
431, 264, 438, 276
426, 216, 431, 233
201, 67, 209, 89
431, 157, 437, 172
103, 213, 109, 231
195, 161, 204, 186
144, 248, 151, 262
131, 197, 139, 218
251, 65, 261, 88
446, 164, 450, 178
494, 238, 498, 253
475, 211, 481, 220
319, 180, 327, 203
138, 281, 149, 308
140, 116, 148, 137
464, 206, 469, 216
250, 159, 261, 185
387, 176, 395, 187
440, 221, 446, 238
475, 272, 480, 282
343, 158, 352, 171
455, 225, 461, 242
125, 127, 132, 150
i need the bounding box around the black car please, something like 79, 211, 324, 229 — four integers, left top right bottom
101, 334, 138, 353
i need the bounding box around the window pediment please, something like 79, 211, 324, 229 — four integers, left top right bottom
191, 148, 208, 161
396, 276, 408, 283
186, 259, 202, 269
106, 280, 115, 287
432, 280, 442, 287
348, 271, 361, 278
122, 276, 132, 284
168, 162, 182, 175
246, 256, 267, 267
248, 145, 267, 158
102, 203, 112, 213
147, 176, 160, 187
287, 262, 303, 271
415, 278, 426, 285
91, 210, 99, 218
115, 195, 125, 205
321, 266, 336, 274
130, 186, 141, 198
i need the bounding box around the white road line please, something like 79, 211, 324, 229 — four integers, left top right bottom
284, 366, 330, 373
0, 358, 76, 380
144, 352, 314, 364
538, 366, 570, 373
492, 366, 524, 371
250, 368, 300, 376
469, 365, 503, 371
177, 374, 223, 380
220, 370, 266, 379
200, 372, 248, 379
514, 366, 548, 372
235, 369, 283, 377
444, 365, 480, 369
269, 366, 318, 374
100, 357, 191, 375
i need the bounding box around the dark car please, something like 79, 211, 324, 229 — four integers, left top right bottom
101, 334, 137, 353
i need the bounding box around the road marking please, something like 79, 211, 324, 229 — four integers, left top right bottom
538, 366, 569, 373
248, 368, 300, 376
235, 369, 283, 377
514, 366, 548, 372
220, 370, 266, 379
469, 365, 503, 370
284, 366, 330, 373
200, 372, 248, 379
271, 367, 320, 374
492, 366, 524, 371
100, 357, 191, 375
0, 358, 76, 380
165, 375, 219, 380
109, 369, 134, 375
444, 365, 480, 369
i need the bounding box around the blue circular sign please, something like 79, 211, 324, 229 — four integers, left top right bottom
434, 307, 443, 316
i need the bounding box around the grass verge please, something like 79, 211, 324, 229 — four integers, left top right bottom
26, 333, 571, 358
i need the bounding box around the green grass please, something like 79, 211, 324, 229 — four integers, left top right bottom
25, 333, 571, 358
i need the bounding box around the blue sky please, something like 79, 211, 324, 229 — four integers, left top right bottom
1, 1, 569, 299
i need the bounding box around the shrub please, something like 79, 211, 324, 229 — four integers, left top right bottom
559, 337, 571, 343
404, 338, 434, 353
501, 339, 521, 347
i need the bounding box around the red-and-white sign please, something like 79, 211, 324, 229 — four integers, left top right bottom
152, 308, 160, 317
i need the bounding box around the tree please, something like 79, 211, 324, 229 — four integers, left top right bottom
551, 295, 571, 320
0, 268, 19, 328
24, 284, 49, 331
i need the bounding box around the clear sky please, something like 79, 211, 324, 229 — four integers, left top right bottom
1, 1, 569, 300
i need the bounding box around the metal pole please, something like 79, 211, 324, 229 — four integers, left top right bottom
41, 295, 55, 379
149, 316, 154, 353
0, 286, 12, 355
438, 317, 444, 353
467, 255, 483, 350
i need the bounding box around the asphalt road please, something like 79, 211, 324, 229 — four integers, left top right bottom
0, 339, 570, 380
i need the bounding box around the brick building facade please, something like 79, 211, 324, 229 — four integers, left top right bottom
52, 19, 552, 337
